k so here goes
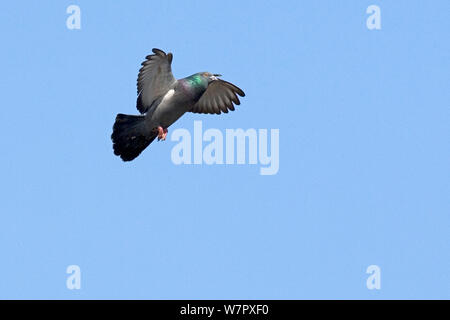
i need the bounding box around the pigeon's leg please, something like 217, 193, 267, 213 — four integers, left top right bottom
156, 126, 165, 141
155, 126, 168, 141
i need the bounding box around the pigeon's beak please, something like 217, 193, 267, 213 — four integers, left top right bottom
210, 74, 222, 81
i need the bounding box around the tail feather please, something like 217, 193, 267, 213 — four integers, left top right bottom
111, 114, 156, 161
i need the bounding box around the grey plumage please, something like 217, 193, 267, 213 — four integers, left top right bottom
191, 80, 245, 114
136, 49, 175, 114
112, 48, 245, 161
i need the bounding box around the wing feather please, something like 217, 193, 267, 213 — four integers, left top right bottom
136, 48, 176, 114
189, 79, 245, 115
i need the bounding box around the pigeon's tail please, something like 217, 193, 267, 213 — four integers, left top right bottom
111, 114, 156, 161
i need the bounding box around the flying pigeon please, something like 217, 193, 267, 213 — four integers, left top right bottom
111, 48, 245, 161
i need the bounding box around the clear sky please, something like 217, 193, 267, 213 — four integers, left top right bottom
0, 0, 448, 299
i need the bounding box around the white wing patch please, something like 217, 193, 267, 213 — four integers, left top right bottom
161, 89, 175, 103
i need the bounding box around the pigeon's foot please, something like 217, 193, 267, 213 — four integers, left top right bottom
156, 126, 168, 141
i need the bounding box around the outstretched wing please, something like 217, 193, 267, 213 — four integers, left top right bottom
189, 80, 245, 115
136, 48, 176, 114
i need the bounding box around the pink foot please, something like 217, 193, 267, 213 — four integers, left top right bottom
156, 126, 168, 141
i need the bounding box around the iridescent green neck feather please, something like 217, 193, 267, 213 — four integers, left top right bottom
186, 74, 207, 88
180, 73, 208, 99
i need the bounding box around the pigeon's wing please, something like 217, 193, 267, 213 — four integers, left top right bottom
136, 48, 176, 114
189, 80, 245, 115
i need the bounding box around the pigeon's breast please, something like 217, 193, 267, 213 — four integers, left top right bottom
150, 88, 192, 128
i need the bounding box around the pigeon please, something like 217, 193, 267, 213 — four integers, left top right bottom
111, 48, 245, 161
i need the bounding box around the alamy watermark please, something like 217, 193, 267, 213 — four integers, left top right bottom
366, 265, 381, 290
170, 121, 279, 175
66, 265, 81, 290
66, 5, 81, 30
366, 5, 381, 30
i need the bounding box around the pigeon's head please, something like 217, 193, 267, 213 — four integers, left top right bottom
200, 72, 222, 83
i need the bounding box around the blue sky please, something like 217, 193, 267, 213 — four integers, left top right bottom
0, 0, 448, 299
